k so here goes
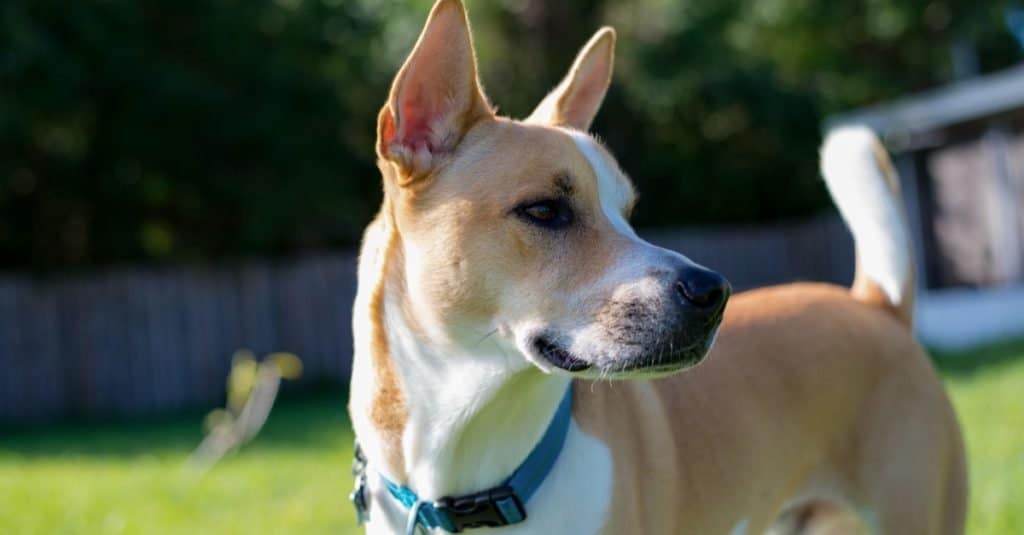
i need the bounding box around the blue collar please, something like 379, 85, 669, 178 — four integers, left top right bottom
352, 384, 574, 533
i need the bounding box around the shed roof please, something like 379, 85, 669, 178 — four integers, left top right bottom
825, 64, 1024, 148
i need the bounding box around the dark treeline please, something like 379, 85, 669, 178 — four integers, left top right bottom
1, 0, 1018, 270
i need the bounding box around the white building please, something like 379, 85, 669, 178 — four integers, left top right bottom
827, 65, 1024, 349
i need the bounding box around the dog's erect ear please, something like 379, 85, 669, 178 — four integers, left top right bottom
377, 0, 493, 182
527, 27, 615, 131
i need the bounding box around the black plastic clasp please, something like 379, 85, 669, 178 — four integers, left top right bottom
349, 477, 369, 525
350, 444, 370, 525
433, 486, 526, 532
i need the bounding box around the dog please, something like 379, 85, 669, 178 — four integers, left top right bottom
348, 1, 967, 533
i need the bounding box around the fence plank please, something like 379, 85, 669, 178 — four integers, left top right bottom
0, 278, 23, 421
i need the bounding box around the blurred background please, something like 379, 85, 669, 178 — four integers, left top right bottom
1, 0, 1023, 533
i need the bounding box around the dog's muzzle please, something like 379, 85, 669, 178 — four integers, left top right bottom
534, 262, 730, 376
627, 262, 730, 372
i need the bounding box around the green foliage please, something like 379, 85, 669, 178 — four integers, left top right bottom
1, 0, 405, 268
1, 0, 1019, 268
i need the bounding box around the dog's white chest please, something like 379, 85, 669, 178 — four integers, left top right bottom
499, 420, 613, 534
362, 420, 613, 535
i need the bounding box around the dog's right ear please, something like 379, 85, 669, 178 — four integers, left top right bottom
377, 0, 493, 184
526, 27, 615, 131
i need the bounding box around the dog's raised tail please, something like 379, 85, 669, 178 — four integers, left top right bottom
821, 126, 914, 326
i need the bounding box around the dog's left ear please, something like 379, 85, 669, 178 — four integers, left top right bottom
527, 27, 616, 131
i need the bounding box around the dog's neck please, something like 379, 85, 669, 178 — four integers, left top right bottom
350, 212, 570, 500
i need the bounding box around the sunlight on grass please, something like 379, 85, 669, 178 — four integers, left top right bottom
1, 344, 1022, 534
0, 395, 360, 535
941, 343, 1024, 534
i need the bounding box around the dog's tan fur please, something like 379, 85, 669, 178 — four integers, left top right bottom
350, 1, 967, 532
363, 197, 408, 472
575, 282, 966, 533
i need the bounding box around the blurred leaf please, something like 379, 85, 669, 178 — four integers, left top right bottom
268, 352, 304, 380
202, 408, 233, 433
228, 350, 259, 413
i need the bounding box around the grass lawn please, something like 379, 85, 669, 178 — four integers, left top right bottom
935, 342, 1024, 534
2, 344, 1023, 534
0, 394, 358, 535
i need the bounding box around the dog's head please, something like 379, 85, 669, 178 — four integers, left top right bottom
375, 0, 729, 379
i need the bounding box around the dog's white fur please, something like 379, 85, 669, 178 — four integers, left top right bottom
567, 129, 639, 239
362, 420, 614, 535
821, 127, 912, 306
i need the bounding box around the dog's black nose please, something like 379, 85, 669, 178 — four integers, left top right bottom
675, 266, 731, 312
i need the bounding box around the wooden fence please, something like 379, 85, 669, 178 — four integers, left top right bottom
0, 215, 853, 424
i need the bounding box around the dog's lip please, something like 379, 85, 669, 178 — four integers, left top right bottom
534, 337, 592, 372
619, 346, 706, 373
610, 321, 722, 376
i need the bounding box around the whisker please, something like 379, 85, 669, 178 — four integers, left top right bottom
474, 328, 500, 347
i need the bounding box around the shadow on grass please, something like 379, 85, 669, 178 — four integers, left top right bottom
0, 389, 353, 460
931, 339, 1024, 377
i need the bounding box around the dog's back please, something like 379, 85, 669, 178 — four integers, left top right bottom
575, 129, 966, 534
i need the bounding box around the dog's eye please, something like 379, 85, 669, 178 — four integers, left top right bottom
516, 199, 574, 229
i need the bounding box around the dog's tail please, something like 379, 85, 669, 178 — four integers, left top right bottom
821, 126, 914, 326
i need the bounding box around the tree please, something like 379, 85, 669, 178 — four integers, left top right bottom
1, 0, 1018, 269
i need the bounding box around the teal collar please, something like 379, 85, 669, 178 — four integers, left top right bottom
351, 384, 574, 534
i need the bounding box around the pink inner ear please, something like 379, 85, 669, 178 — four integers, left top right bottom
380, 1, 487, 166
396, 89, 439, 152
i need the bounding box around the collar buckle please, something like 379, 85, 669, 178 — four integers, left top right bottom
350, 445, 370, 525
433, 485, 526, 532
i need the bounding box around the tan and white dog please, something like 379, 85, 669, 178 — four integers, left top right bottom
348, 1, 967, 533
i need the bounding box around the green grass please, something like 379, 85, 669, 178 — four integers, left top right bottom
936, 341, 1024, 534
0, 394, 359, 535
1, 344, 1023, 535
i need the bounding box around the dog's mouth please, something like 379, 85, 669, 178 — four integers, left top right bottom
617, 342, 710, 374
532, 322, 721, 377
534, 337, 592, 372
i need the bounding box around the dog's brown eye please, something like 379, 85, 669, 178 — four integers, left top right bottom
515, 199, 573, 230
525, 204, 554, 221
